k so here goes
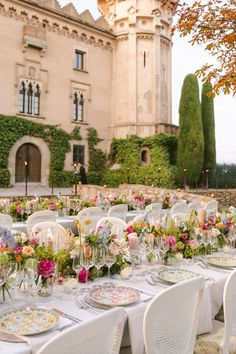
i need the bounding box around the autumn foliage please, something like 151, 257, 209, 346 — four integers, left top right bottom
161, 0, 236, 95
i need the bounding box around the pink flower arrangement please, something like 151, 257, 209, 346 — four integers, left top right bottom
38, 260, 55, 279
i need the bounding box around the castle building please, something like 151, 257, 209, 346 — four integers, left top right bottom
0, 0, 177, 186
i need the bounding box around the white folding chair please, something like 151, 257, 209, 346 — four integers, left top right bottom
32, 221, 67, 248
145, 203, 162, 224
107, 204, 128, 221
36, 307, 125, 354
229, 206, 236, 214
76, 207, 103, 234
195, 269, 236, 354
188, 201, 201, 213
204, 200, 218, 215
172, 212, 188, 224
171, 201, 188, 217
96, 216, 127, 238
26, 210, 56, 236
143, 276, 204, 354
0, 213, 13, 229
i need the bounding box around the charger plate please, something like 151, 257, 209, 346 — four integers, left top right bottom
207, 256, 236, 269
156, 268, 199, 285
0, 307, 58, 336
89, 286, 140, 307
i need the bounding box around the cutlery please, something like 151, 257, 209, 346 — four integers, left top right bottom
52, 308, 82, 323
76, 298, 103, 314
0, 331, 28, 343
151, 274, 170, 287
196, 261, 231, 273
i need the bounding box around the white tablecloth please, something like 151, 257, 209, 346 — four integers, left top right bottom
0, 262, 229, 354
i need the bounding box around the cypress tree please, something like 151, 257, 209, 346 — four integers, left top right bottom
177, 74, 204, 186
201, 82, 216, 186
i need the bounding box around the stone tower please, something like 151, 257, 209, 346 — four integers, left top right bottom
98, 0, 174, 138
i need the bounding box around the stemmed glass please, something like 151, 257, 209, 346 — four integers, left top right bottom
80, 246, 95, 287
72, 252, 82, 294
105, 246, 116, 278
94, 248, 106, 279
228, 226, 236, 251
158, 237, 169, 264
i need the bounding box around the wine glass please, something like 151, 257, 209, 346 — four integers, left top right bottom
80, 246, 94, 287
94, 248, 105, 279
105, 246, 116, 278
72, 253, 82, 293
228, 226, 236, 251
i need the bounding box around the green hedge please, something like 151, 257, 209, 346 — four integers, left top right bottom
103, 134, 178, 188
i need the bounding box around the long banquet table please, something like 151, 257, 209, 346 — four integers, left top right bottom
0, 261, 229, 354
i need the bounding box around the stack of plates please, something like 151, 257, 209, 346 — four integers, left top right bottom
87, 286, 140, 308
207, 256, 236, 269
0, 307, 58, 336
154, 268, 200, 285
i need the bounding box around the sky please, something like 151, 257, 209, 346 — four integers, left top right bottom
59, 0, 235, 164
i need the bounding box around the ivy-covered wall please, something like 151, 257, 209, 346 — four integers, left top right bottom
0, 115, 178, 189
101, 134, 178, 188
0, 115, 81, 187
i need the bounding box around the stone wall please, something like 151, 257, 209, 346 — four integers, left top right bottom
190, 190, 236, 209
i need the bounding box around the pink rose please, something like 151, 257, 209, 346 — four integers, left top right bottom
126, 226, 134, 234
38, 260, 55, 279
181, 233, 188, 240
167, 236, 176, 247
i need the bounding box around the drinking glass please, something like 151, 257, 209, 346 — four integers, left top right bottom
228, 226, 236, 251
80, 246, 94, 286
94, 248, 106, 279
105, 246, 116, 278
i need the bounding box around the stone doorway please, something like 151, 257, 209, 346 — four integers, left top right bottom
15, 143, 41, 182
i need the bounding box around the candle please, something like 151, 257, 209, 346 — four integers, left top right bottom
47, 228, 53, 248
128, 233, 139, 251
198, 208, 206, 224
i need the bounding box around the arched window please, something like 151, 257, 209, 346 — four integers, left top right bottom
73, 92, 84, 122
140, 147, 151, 165
18, 81, 41, 116
27, 82, 33, 114
19, 81, 26, 113
34, 84, 40, 115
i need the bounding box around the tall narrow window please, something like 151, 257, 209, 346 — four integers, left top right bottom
34, 84, 40, 115
73, 145, 85, 164
18, 81, 41, 116
73, 92, 84, 122
27, 82, 33, 114
75, 51, 84, 70
19, 81, 26, 113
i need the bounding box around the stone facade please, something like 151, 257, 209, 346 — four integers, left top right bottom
0, 0, 178, 185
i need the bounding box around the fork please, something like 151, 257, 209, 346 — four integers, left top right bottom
76, 298, 103, 314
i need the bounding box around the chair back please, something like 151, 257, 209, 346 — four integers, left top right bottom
229, 206, 236, 214
26, 210, 56, 236
204, 200, 218, 214
221, 269, 236, 353
171, 201, 188, 217
107, 204, 128, 221
145, 203, 162, 224
32, 222, 67, 249
36, 307, 125, 354
143, 276, 204, 354
0, 213, 13, 229
77, 207, 103, 234
96, 216, 127, 239
188, 201, 201, 213
172, 212, 188, 224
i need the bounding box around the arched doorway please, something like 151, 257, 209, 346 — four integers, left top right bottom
15, 143, 41, 182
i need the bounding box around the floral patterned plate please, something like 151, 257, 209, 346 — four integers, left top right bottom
89, 286, 140, 306
0, 307, 59, 335
207, 257, 236, 269
156, 269, 200, 284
